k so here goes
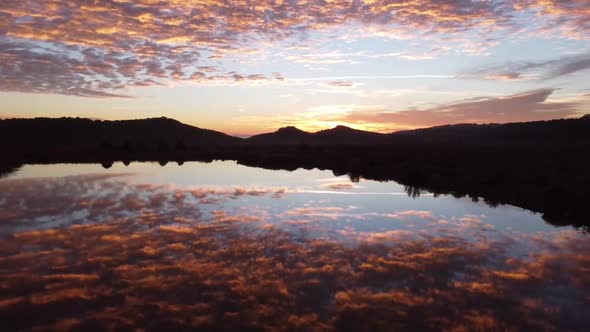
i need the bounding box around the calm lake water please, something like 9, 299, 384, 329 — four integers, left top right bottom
1, 161, 588, 331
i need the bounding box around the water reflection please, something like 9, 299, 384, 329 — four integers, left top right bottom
0, 164, 589, 331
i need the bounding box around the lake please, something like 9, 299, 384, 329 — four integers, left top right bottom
1, 161, 588, 331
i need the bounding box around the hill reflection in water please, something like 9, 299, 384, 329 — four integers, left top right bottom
0, 162, 588, 331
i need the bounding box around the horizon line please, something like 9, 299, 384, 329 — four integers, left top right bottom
2, 115, 588, 139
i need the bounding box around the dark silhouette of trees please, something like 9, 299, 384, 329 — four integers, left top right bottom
296, 143, 311, 153
175, 139, 187, 151
120, 140, 133, 152
158, 139, 170, 153
1, 115, 590, 228
100, 139, 113, 150
404, 185, 422, 198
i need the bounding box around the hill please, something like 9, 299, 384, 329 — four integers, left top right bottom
247, 125, 385, 145
1, 115, 590, 227
247, 126, 312, 144
248, 116, 590, 147
0, 117, 241, 152
3, 115, 589, 150
388, 116, 590, 147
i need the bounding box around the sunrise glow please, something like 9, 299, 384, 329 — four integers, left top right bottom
0, 0, 589, 135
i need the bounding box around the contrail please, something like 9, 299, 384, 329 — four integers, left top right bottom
291, 75, 456, 81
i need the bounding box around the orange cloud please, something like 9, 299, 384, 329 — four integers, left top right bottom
332, 89, 581, 129
321, 182, 358, 190
1, 0, 588, 97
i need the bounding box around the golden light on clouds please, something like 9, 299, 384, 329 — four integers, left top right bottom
0, 0, 588, 97
0, 0, 588, 132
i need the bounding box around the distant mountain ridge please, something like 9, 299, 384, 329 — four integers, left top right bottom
247, 124, 386, 145
246, 126, 312, 144
389, 116, 590, 147
0, 117, 240, 150
1, 115, 590, 150
248, 116, 590, 146
2, 115, 590, 229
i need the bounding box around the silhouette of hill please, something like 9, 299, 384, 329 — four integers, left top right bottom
1, 115, 590, 228
247, 126, 312, 144
248, 125, 385, 145
247, 117, 590, 147
389, 117, 590, 147
3, 116, 589, 150
0, 117, 241, 152
315, 125, 385, 144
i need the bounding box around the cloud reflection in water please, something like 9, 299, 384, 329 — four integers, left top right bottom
0, 173, 589, 331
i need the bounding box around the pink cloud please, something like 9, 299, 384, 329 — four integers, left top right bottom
0, 1, 587, 97
337, 89, 580, 128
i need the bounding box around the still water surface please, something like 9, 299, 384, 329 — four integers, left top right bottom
1, 161, 588, 331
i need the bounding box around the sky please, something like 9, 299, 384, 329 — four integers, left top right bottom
0, 0, 589, 136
